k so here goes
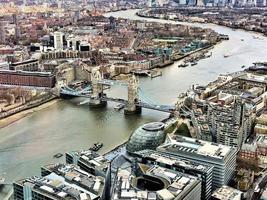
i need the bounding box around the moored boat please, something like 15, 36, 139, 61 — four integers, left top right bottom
89, 142, 103, 152
114, 103, 125, 111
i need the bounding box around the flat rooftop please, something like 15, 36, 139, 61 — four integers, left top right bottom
158, 135, 234, 160
66, 150, 110, 172
42, 163, 105, 197
112, 164, 201, 200
133, 149, 213, 173
16, 170, 103, 200
211, 185, 242, 200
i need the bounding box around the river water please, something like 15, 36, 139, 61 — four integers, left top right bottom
1, 9, 267, 197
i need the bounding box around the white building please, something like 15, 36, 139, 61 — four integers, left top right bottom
211, 185, 242, 200
54, 32, 64, 50
157, 135, 237, 190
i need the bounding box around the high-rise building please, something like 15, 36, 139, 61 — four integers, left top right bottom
207, 94, 254, 149
197, 0, 205, 5
23, 0, 27, 7
53, 32, 64, 50
0, 21, 6, 44
57, 0, 62, 9
15, 26, 21, 39
157, 135, 237, 190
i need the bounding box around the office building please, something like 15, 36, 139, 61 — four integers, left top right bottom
157, 135, 237, 190
66, 150, 110, 178
41, 163, 106, 199
111, 164, 202, 200
14, 165, 105, 200
133, 149, 213, 200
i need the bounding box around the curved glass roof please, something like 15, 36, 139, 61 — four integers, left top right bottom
126, 122, 166, 154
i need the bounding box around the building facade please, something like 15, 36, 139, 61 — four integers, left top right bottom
0, 70, 55, 88
157, 135, 237, 190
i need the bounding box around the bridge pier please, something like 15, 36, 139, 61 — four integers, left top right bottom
124, 75, 141, 115
89, 93, 107, 108
124, 105, 142, 115
89, 99, 107, 108
89, 68, 107, 108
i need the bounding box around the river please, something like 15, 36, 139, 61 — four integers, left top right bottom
1, 9, 267, 197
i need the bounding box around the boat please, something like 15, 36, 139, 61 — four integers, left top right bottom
114, 103, 125, 111
241, 65, 245, 68
206, 52, 212, 58
178, 63, 189, 68
241, 39, 244, 41
224, 54, 231, 58
89, 142, 103, 152
53, 153, 63, 158
149, 70, 162, 78
0, 177, 5, 184
191, 61, 198, 66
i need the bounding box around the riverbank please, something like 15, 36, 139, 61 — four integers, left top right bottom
0, 98, 60, 129
136, 9, 267, 37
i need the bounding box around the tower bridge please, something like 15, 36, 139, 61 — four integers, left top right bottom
60, 68, 176, 114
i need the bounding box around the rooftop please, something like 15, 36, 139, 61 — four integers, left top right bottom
256, 134, 267, 147
158, 135, 235, 160
133, 149, 213, 173
41, 163, 105, 197
66, 150, 110, 173
16, 167, 104, 200
211, 185, 242, 200
112, 164, 201, 200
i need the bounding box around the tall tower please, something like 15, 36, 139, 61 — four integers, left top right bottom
125, 75, 141, 114
0, 21, 6, 44
58, 0, 62, 9
54, 32, 64, 50
23, 0, 27, 7
197, 0, 205, 5
89, 68, 107, 107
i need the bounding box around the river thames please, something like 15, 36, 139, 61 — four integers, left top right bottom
1, 9, 267, 197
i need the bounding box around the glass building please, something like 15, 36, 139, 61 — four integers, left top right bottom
126, 122, 166, 154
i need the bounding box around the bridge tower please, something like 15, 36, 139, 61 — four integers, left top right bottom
89, 68, 107, 107
124, 75, 141, 114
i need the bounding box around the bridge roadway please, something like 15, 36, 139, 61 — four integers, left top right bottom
60, 91, 176, 113
93, 96, 176, 113
60, 87, 192, 114
60, 80, 176, 113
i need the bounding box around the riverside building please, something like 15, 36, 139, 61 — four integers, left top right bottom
126, 122, 166, 154
157, 135, 237, 189
13, 164, 105, 200
40, 163, 106, 199
66, 150, 110, 179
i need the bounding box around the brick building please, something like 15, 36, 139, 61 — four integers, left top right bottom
0, 70, 55, 88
